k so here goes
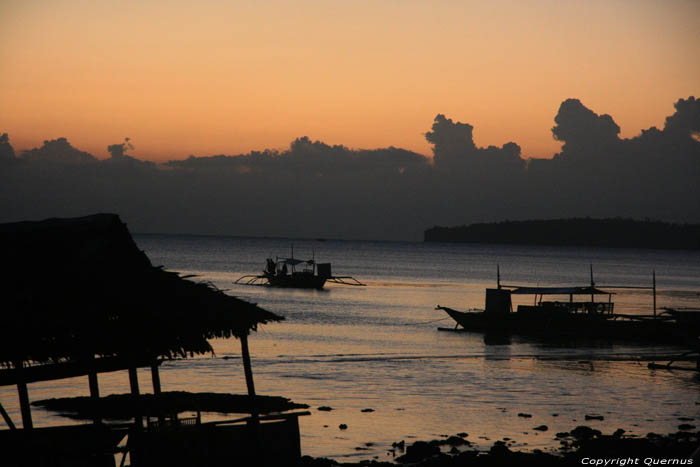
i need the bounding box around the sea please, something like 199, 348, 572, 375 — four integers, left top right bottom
3, 235, 700, 461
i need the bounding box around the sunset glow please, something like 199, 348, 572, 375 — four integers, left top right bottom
1, 0, 699, 160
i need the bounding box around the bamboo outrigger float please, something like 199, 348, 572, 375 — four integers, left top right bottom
437, 266, 700, 344
235, 247, 365, 289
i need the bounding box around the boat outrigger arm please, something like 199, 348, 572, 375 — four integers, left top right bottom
324, 276, 366, 286
235, 274, 365, 287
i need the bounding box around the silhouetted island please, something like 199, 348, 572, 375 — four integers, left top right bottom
424, 218, 700, 250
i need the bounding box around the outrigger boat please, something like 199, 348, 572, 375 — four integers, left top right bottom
234, 248, 365, 289
436, 266, 699, 344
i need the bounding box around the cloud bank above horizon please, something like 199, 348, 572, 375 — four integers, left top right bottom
1, 97, 698, 241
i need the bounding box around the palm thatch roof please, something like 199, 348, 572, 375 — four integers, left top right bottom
0, 214, 282, 366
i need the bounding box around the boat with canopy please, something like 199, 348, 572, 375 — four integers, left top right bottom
437, 266, 698, 344
234, 247, 365, 289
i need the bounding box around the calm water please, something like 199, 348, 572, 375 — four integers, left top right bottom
3, 235, 700, 460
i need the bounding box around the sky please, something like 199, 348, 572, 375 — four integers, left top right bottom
1, 0, 699, 161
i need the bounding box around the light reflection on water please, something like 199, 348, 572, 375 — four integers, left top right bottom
1, 235, 699, 460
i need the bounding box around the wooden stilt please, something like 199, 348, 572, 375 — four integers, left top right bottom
14, 361, 32, 430
128, 367, 140, 395
590, 264, 595, 313
17, 381, 32, 430
88, 370, 101, 424
88, 372, 100, 398
240, 334, 257, 404
151, 362, 166, 425
150, 364, 161, 395
240, 333, 262, 450
128, 367, 142, 429
652, 270, 657, 319
0, 401, 16, 430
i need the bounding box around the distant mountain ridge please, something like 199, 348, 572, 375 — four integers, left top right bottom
424, 218, 700, 250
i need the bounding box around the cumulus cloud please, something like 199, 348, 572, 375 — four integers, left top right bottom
20, 137, 98, 165
107, 137, 134, 160
105, 138, 155, 169
425, 114, 478, 167
664, 96, 700, 136
0, 133, 15, 160
551, 98, 621, 162
425, 114, 524, 174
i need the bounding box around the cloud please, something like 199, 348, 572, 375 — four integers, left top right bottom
20, 137, 98, 165
551, 98, 620, 162
105, 138, 156, 169
531, 97, 700, 222
425, 114, 524, 175
425, 114, 478, 167
107, 137, 134, 160
664, 96, 700, 136
0, 133, 15, 160
168, 136, 429, 176
1, 97, 698, 240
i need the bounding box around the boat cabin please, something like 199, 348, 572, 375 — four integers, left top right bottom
485, 286, 614, 315
266, 256, 331, 279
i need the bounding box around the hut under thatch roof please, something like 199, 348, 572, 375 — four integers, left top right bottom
0, 214, 304, 467
0, 213, 282, 366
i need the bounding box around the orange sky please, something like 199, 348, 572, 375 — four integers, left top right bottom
1, 0, 698, 161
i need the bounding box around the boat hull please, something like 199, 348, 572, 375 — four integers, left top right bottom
266, 273, 327, 289
437, 306, 696, 344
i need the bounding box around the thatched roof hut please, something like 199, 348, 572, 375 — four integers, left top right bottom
0, 213, 282, 366
0, 214, 286, 438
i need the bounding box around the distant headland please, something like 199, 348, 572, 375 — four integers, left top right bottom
424, 218, 700, 250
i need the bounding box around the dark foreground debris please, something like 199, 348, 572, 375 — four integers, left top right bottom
297, 428, 700, 467
32, 391, 308, 420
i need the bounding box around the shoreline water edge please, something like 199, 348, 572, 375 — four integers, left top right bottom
135, 234, 700, 463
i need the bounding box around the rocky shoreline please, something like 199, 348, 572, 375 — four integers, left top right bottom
299, 426, 699, 466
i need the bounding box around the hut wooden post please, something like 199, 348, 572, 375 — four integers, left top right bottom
240, 333, 262, 450
14, 361, 32, 430
129, 367, 140, 394
88, 369, 101, 424
652, 270, 656, 319
17, 382, 31, 429
88, 372, 100, 398
128, 367, 143, 428
590, 264, 595, 312
240, 333, 258, 416
151, 362, 162, 395
151, 361, 166, 425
